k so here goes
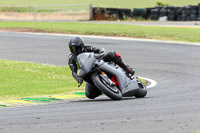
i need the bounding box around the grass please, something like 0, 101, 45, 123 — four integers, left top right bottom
0, 21, 200, 43
0, 59, 148, 100
0, 59, 83, 100
0, 0, 199, 8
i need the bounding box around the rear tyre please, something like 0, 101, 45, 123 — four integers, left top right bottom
92, 75, 122, 100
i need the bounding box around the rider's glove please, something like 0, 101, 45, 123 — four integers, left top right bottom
99, 48, 105, 55
77, 78, 83, 85
98, 48, 106, 58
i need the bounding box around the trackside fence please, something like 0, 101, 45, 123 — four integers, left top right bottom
0, 4, 92, 21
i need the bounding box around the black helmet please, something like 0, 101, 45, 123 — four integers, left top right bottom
68, 36, 85, 55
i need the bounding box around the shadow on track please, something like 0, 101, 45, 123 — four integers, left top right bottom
71, 96, 150, 103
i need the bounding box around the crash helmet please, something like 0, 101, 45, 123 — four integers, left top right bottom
68, 36, 85, 55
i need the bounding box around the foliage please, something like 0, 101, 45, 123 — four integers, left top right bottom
156, 2, 169, 7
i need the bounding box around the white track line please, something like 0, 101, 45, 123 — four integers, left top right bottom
139, 76, 157, 89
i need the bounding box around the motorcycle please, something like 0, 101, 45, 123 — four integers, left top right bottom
76, 52, 147, 100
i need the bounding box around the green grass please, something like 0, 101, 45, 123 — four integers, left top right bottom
0, 59, 148, 100
0, 59, 83, 100
0, 21, 200, 43
0, 0, 199, 8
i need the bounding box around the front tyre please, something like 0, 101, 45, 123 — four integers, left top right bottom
92, 75, 122, 100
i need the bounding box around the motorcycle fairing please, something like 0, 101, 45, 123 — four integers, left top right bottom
77, 52, 95, 78
99, 62, 139, 96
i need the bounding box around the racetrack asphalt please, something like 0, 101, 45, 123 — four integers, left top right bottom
0, 32, 200, 133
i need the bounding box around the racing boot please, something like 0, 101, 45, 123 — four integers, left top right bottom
114, 52, 135, 76
120, 62, 135, 76
85, 83, 102, 99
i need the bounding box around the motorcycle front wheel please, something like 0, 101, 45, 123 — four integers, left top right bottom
92, 75, 122, 100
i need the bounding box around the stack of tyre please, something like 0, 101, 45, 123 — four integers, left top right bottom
198, 3, 200, 20
190, 5, 199, 21
150, 6, 178, 21
181, 5, 198, 21
149, 3, 200, 21
159, 7, 168, 19
167, 6, 177, 21
151, 8, 159, 20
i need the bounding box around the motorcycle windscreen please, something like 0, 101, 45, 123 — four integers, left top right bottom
77, 52, 95, 77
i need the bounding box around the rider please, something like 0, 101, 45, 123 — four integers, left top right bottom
68, 36, 135, 99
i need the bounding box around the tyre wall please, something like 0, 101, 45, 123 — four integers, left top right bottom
91, 3, 200, 21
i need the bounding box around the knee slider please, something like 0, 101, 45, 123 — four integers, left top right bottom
104, 51, 122, 64
113, 51, 122, 64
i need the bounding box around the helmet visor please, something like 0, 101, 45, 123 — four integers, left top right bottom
69, 45, 83, 55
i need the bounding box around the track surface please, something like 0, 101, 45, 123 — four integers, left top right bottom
0, 32, 200, 133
